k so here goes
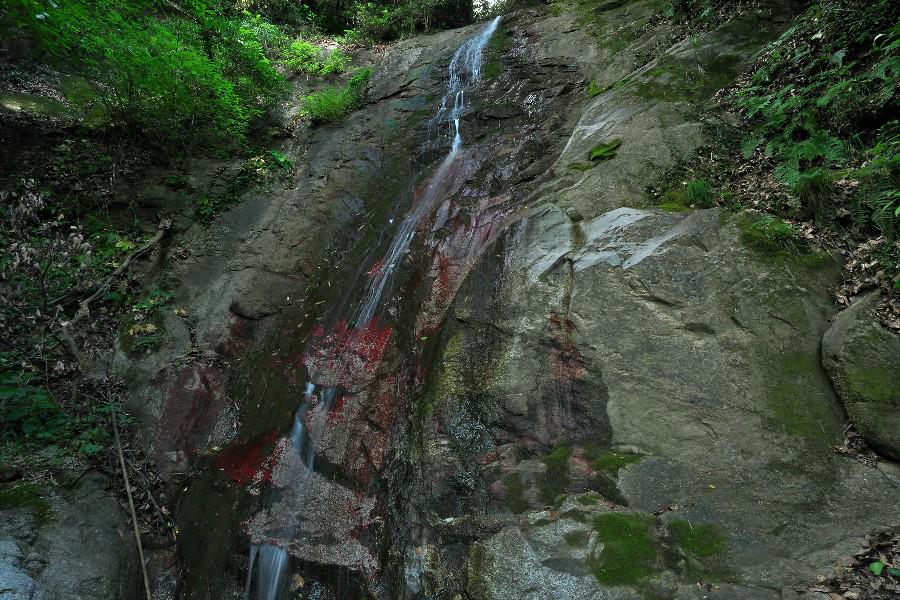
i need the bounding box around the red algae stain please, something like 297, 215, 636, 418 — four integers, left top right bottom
366, 259, 385, 278
217, 431, 280, 486
154, 363, 228, 474
304, 318, 393, 389
548, 312, 585, 383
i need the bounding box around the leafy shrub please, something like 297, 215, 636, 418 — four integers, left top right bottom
301, 68, 372, 123
735, 0, 899, 237
347, 0, 473, 41
283, 39, 351, 74
0, 371, 120, 456
2, 0, 286, 146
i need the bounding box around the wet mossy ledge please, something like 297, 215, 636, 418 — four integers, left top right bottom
0, 482, 53, 526
482, 25, 513, 80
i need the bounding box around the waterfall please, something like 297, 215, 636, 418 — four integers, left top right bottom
245, 16, 502, 599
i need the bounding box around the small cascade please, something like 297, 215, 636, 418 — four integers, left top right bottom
245, 16, 502, 600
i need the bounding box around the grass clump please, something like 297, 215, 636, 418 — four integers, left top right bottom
589, 139, 622, 162
538, 445, 571, 505
657, 179, 716, 212
591, 512, 661, 585
685, 179, 714, 207
282, 39, 351, 75
301, 68, 371, 124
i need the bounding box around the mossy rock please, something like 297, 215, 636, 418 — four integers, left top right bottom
823, 291, 900, 459
538, 445, 571, 504
667, 519, 733, 582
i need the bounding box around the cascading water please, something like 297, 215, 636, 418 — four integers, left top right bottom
245, 16, 501, 600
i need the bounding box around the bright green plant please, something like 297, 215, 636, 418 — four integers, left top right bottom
282, 39, 350, 74
684, 179, 714, 208
301, 67, 372, 123
588, 139, 622, 162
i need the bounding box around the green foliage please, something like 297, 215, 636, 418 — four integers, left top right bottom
2, 0, 287, 146
587, 79, 603, 97
591, 512, 661, 585
194, 150, 295, 220
121, 288, 173, 354
301, 68, 372, 124
346, 0, 474, 41
282, 39, 351, 74
538, 445, 570, 505
1, 373, 68, 445
504, 472, 529, 514
0, 371, 122, 457
735, 0, 899, 235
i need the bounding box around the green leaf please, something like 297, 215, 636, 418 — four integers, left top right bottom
869, 561, 884, 576
888, 567, 900, 577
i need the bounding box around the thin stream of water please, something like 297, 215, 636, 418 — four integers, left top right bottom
245, 16, 501, 599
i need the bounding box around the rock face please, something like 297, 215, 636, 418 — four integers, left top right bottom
109, 1, 900, 598
823, 291, 900, 460
0, 473, 137, 600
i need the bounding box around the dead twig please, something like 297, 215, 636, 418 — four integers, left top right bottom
56, 218, 171, 369
111, 400, 153, 600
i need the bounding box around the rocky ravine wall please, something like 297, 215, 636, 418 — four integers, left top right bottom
52, 1, 898, 599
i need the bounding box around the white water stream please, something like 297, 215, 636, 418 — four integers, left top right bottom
245, 16, 501, 599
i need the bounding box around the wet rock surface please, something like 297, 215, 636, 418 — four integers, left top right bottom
103, 1, 900, 598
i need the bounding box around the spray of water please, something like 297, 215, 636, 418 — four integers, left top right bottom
245, 16, 502, 599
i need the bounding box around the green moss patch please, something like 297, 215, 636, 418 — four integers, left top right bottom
483, 26, 512, 80
848, 366, 900, 404
592, 451, 642, 475
468, 543, 493, 598
0, 483, 52, 525
504, 472, 529, 514
668, 520, 732, 582
539, 445, 571, 505
762, 351, 842, 451
591, 512, 661, 585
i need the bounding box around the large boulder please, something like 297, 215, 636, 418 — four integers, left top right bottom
822, 291, 900, 459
